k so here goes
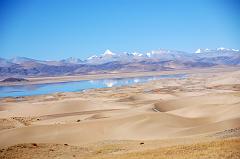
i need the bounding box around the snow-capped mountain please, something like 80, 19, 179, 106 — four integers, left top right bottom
195, 49, 210, 53
85, 49, 191, 64
194, 48, 240, 59
132, 52, 143, 57
87, 55, 98, 60
145, 49, 190, 60
102, 49, 115, 57
86, 49, 146, 64
86, 49, 117, 64
195, 48, 239, 54
0, 48, 239, 77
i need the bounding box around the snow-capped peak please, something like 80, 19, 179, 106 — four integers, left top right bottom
102, 49, 115, 56
195, 49, 202, 53
194, 47, 240, 55
216, 47, 239, 52
150, 49, 171, 55
87, 55, 98, 60
195, 48, 211, 53
232, 49, 239, 52
132, 52, 143, 57
146, 52, 151, 57
217, 47, 231, 51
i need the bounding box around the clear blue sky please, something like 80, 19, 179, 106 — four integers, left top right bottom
0, 0, 239, 60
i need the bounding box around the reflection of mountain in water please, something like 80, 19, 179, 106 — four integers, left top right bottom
0, 74, 187, 97
88, 74, 186, 88
89, 79, 118, 87
104, 80, 117, 87
89, 74, 188, 87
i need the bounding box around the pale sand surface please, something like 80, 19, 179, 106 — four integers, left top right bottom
0, 67, 240, 158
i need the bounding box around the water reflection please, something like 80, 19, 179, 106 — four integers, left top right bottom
0, 74, 186, 97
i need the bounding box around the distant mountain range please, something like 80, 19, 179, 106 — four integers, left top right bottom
0, 48, 239, 78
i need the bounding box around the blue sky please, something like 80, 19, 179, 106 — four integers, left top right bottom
0, 0, 239, 60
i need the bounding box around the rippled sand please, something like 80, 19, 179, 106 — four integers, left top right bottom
0, 67, 240, 158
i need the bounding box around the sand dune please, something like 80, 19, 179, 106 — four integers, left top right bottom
0, 68, 240, 158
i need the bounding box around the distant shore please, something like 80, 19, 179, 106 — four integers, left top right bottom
0, 66, 239, 87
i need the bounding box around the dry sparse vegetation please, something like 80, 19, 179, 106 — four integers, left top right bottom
0, 139, 239, 159
92, 139, 240, 159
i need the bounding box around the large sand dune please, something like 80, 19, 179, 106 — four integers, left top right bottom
0, 67, 239, 158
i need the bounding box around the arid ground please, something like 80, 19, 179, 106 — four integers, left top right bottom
0, 67, 240, 159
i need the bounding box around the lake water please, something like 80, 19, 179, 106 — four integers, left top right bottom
0, 74, 186, 98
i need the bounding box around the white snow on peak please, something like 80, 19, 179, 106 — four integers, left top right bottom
87, 55, 98, 60
132, 52, 143, 56
103, 49, 115, 56
217, 47, 224, 51
151, 49, 168, 54
146, 53, 151, 57
216, 47, 239, 52
194, 47, 240, 54
217, 47, 230, 51
146, 50, 168, 57
195, 49, 202, 53
232, 49, 239, 52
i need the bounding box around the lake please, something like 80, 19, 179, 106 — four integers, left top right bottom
0, 74, 186, 98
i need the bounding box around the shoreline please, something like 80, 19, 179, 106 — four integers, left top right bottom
0, 66, 239, 87
0, 73, 187, 98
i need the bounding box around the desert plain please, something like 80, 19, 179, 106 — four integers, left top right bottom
0, 67, 240, 159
